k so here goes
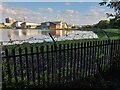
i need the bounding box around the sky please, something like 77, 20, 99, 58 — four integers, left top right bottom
0, 2, 114, 25
1, 0, 106, 2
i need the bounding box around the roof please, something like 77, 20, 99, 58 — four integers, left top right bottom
41, 21, 62, 25
21, 22, 40, 26
52, 21, 62, 25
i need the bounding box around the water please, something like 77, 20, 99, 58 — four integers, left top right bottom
0, 29, 98, 45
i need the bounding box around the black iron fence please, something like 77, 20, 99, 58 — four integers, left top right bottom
2, 39, 120, 88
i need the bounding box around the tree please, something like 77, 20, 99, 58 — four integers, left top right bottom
99, 0, 120, 19
99, 0, 120, 28
95, 20, 109, 29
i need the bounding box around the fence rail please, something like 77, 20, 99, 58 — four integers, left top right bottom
2, 39, 120, 88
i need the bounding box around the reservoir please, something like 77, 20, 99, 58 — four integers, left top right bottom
0, 29, 98, 45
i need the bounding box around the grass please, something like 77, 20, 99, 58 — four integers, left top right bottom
93, 29, 120, 39
2, 69, 120, 89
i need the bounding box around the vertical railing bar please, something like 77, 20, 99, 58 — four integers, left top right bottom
103, 40, 105, 71
70, 43, 73, 81
89, 42, 92, 76
110, 40, 113, 69
73, 43, 76, 80
115, 40, 118, 68
86, 42, 89, 76
101, 41, 104, 71
46, 45, 50, 87
58, 44, 62, 85
36, 47, 40, 86
54, 44, 57, 84
12, 49, 18, 83
2, 66, 5, 82
51, 45, 54, 84
19, 48, 24, 81
5, 49, 12, 83
76, 43, 80, 79
107, 40, 110, 71
91, 41, 94, 76
31, 47, 35, 85
118, 40, 120, 68
41, 46, 45, 88
80, 43, 83, 78
83, 42, 86, 77
25, 47, 30, 85
105, 40, 108, 71
113, 40, 116, 69
66, 44, 69, 83
63, 44, 66, 83
94, 41, 97, 75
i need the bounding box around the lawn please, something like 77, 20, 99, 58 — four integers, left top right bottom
50, 69, 120, 89
93, 29, 120, 39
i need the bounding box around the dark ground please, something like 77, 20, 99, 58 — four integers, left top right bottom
2, 69, 120, 90
49, 69, 120, 89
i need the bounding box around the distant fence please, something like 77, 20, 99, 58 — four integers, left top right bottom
2, 39, 120, 88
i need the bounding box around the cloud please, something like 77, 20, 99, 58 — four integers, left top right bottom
39, 7, 53, 12
1, 4, 42, 23
66, 9, 74, 14
1, 4, 31, 15
65, 9, 80, 14
86, 7, 105, 17
64, 2, 70, 5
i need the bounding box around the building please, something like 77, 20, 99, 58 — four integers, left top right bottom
0, 23, 5, 28
50, 21, 68, 29
62, 22, 68, 29
39, 21, 68, 29
67, 24, 72, 29
9, 21, 23, 29
4, 17, 16, 27
21, 22, 40, 29
38, 22, 50, 29
15, 21, 23, 29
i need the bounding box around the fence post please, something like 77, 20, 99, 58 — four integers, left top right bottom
25, 47, 30, 85
19, 48, 24, 81
46, 45, 50, 87
66, 44, 69, 84
62, 44, 66, 83
31, 47, 35, 85
36, 47, 40, 86
73, 43, 76, 80
12, 49, 18, 83
58, 44, 62, 85
5, 49, 12, 83
76, 43, 80, 79
41, 46, 45, 88
70, 43, 73, 81
51, 45, 54, 84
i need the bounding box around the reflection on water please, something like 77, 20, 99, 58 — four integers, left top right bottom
8, 30, 49, 39
0, 29, 98, 45
0, 29, 68, 41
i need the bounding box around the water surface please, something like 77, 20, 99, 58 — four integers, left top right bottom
0, 29, 98, 45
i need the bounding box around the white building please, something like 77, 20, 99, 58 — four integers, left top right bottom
21, 22, 40, 29
4, 17, 16, 27
15, 21, 23, 29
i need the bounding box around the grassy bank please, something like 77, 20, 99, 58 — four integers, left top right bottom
93, 29, 120, 38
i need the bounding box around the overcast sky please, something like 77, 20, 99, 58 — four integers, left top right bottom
0, 2, 114, 25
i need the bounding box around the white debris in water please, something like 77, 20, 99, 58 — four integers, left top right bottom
1, 31, 98, 45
